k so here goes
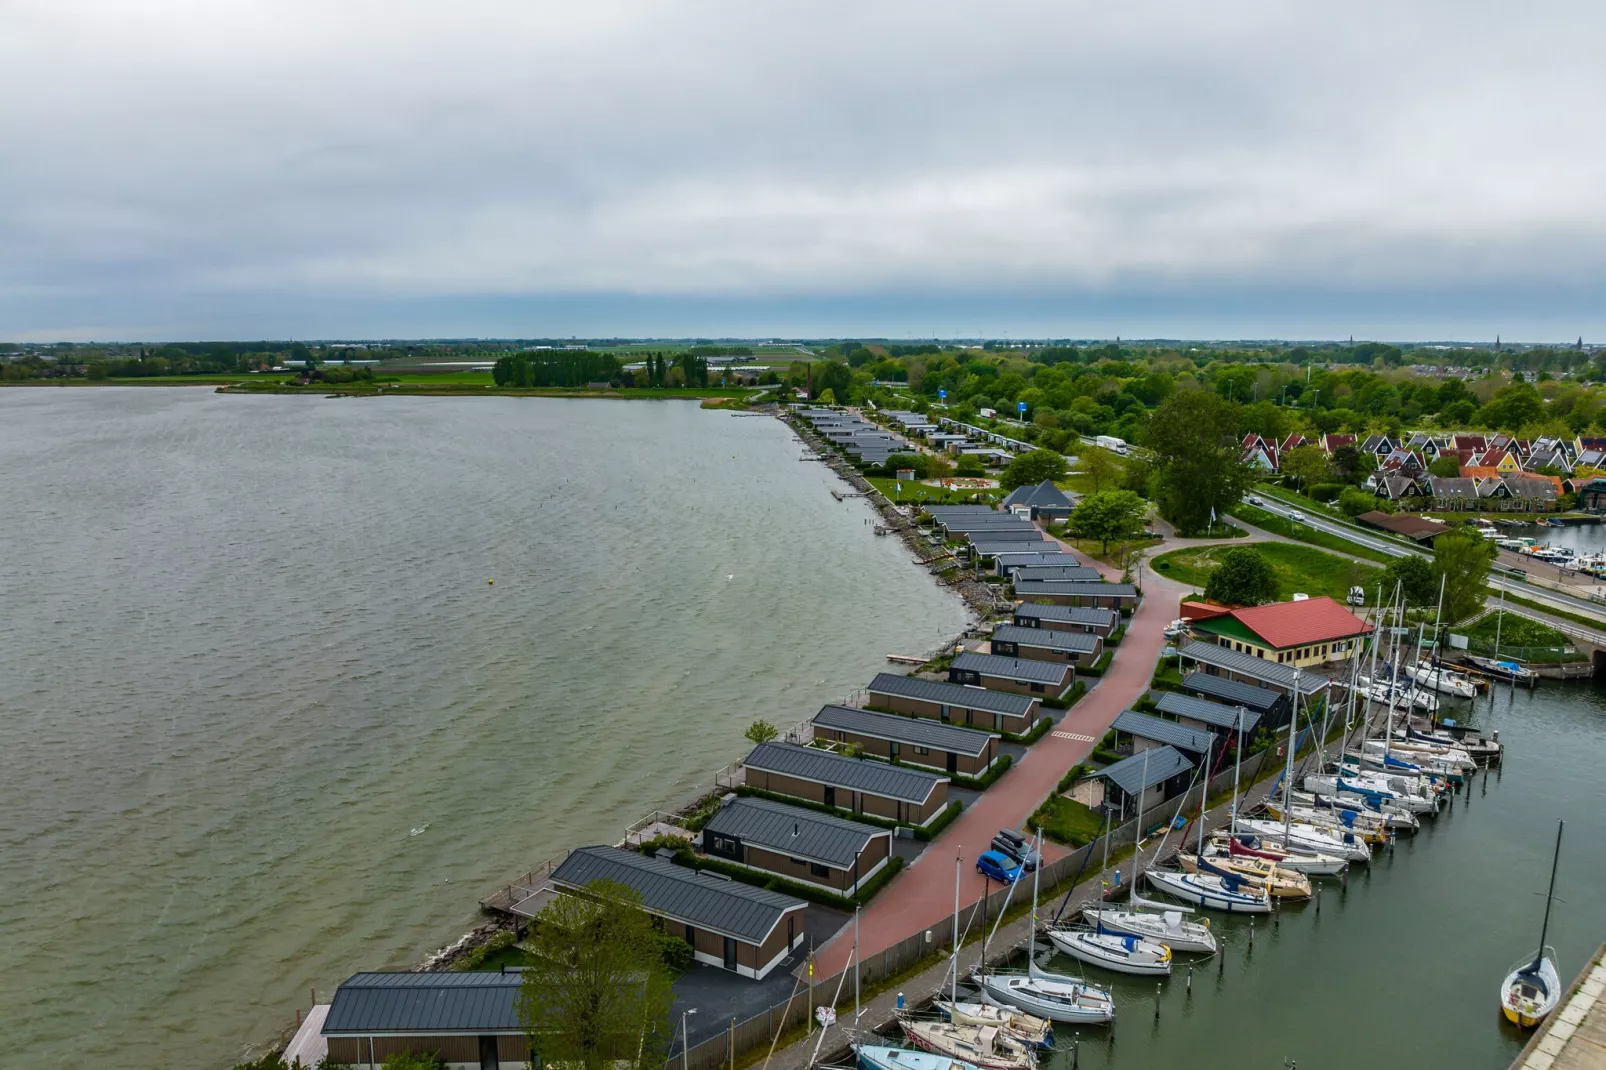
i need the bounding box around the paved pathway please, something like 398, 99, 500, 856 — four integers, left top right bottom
808, 529, 1193, 979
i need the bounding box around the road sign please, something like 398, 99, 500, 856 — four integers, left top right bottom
1017, 401, 1027, 414
939, 389, 947, 400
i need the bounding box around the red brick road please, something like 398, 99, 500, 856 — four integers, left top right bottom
810, 536, 1191, 977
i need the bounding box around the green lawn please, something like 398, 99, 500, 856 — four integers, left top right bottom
1151, 542, 1383, 603
1029, 796, 1106, 847
1463, 612, 1567, 647
1228, 504, 1397, 565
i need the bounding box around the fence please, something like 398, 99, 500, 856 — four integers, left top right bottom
663, 747, 1282, 1070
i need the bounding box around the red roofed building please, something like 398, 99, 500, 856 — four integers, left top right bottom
1190, 596, 1373, 667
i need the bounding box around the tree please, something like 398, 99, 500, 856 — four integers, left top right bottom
816, 387, 837, 405
1432, 530, 1497, 625
744, 720, 779, 745
1382, 554, 1438, 607
1076, 446, 1120, 495
1337, 486, 1383, 517
1066, 490, 1148, 554
1203, 546, 1279, 606
1141, 390, 1257, 535
1280, 445, 1334, 492
813, 361, 853, 403
955, 454, 986, 477
1001, 448, 1069, 491
519, 879, 675, 1070
1476, 383, 1544, 430
1330, 445, 1375, 485
1428, 455, 1461, 478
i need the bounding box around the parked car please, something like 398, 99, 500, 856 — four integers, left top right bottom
977, 850, 1024, 884
991, 832, 1041, 871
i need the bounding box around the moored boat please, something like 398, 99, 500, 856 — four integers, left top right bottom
933, 1001, 1053, 1050
1179, 850, 1311, 897
1046, 927, 1173, 975
858, 1044, 982, 1070
1215, 832, 1348, 876
975, 968, 1117, 1025
899, 1016, 1036, 1070
1235, 816, 1373, 862
1080, 899, 1218, 954
1500, 821, 1566, 1028
1146, 867, 1273, 913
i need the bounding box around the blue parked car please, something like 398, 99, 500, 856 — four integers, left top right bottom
976, 850, 1024, 884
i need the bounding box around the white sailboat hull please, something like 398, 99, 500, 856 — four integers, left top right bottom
1079, 907, 1218, 954
975, 970, 1117, 1024
1145, 868, 1272, 913
1235, 818, 1372, 862
1046, 928, 1173, 975
1501, 952, 1561, 1028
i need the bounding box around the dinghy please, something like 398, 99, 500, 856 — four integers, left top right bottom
1501, 821, 1566, 1028
933, 1001, 1053, 1050
899, 1016, 1036, 1070
1046, 926, 1173, 976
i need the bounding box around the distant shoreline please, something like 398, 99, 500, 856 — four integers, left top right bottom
0, 379, 757, 402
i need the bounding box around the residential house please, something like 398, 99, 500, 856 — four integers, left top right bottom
1152, 689, 1265, 745
1010, 602, 1122, 638
1577, 476, 1606, 513
1405, 432, 1445, 462
1376, 474, 1426, 502
810, 704, 999, 776
1186, 596, 1372, 667
1319, 433, 1357, 455
864, 672, 1040, 734
989, 623, 1104, 665
949, 651, 1076, 700
1177, 645, 1321, 719
1110, 709, 1213, 760
1475, 476, 1513, 506
991, 551, 1086, 577
1524, 447, 1573, 475
1241, 433, 1280, 471
1010, 564, 1104, 583
700, 796, 892, 895
1014, 580, 1140, 610
740, 741, 951, 826
1355, 511, 1448, 543
1091, 745, 1194, 821
322, 971, 534, 1069
999, 480, 1076, 521
1359, 433, 1396, 459
1427, 475, 1479, 511
1502, 473, 1561, 511
550, 845, 807, 979
1573, 436, 1606, 460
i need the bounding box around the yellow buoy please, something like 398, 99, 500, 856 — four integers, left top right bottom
487, 579, 494, 585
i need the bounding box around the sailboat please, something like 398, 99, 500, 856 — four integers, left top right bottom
1214, 832, 1349, 876
1178, 850, 1311, 898
1405, 660, 1478, 699
976, 831, 1116, 1025
898, 1017, 1036, 1070
1501, 821, 1567, 1028
1080, 749, 1218, 953
1146, 728, 1273, 913
1046, 925, 1173, 976
856, 1045, 982, 1070
933, 1001, 1054, 1051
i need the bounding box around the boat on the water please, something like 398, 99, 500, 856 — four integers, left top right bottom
899, 1016, 1036, 1070
975, 967, 1117, 1025
1501, 821, 1567, 1028
1046, 926, 1173, 975
1404, 661, 1479, 698
1146, 867, 1273, 913
1179, 850, 1312, 898
858, 1044, 981, 1070
1258, 801, 1388, 845
1214, 832, 1348, 876
1234, 816, 1373, 862
1080, 898, 1218, 955
933, 1001, 1053, 1050
1462, 654, 1540, 684
1292, 789, 1418, 831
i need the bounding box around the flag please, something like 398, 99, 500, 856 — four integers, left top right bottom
1210, 505, 1217, 525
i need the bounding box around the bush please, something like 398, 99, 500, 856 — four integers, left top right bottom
455, 930, 517, 971
1003, 716, 1055, 743
1337, 486, 1384, 517
1309, 482, 1344, 503
1056, 763, 1094, 793
914, 799, 965, 841
659, 934, 694, 971
949, 753, 1014, 790
1077, 651, 1114, 678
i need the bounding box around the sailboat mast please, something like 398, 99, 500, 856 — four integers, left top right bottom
951, 850, 961, 1006
1429, 572, 1447, 702
1494, 580, 1507, 662
1231, 707, 1245, 837
1283, 671, 1300, 843
1533, 820, 1565, 968
1194, 734, 1210, 858
1028, 830, 1042, 972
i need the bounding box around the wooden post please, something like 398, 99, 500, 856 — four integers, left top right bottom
729, 1018, 735, 1070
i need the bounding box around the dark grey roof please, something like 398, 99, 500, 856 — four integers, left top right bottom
1000, 480, 1075, 511
1093, 745, 1193, 795
702, 797, 886, 869
990, 624, 1100, 654
323, 971, 523, 1035
925, 505, 999, 516
744, 741, 946, 803
970, 541, 1058, 556
1111, 710, 1213, 755
551, 846, 804, 944
1178, 642, 1328, 694
812, 704, 996, 756
951, 651, 1070, 685
948, 521, 1042, 536
1010, 565, 1104, 583
1153, 688, 1263, 734
1012, 604, 1120, 629
1015, 580, 1139, 598
993, 552, 1085, 572
865, 672, 1037, 716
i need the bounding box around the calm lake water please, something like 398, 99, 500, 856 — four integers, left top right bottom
0, 389, 970, 1069
1027, 680, 1606, 1070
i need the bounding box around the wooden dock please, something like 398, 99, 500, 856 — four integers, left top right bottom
884, 653, 926, 665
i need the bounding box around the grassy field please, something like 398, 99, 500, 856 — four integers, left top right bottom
1229, 503, 1398, 565
1029, 795, 1106, 847
1151, 541, 1383, 603
1463, 612, 1567, 646
866, 476, 1003, 505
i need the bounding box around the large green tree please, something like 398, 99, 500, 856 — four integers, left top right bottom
1280, 444, 1335, 492
1382, 553, 1438, 607
1076, 446, 1121, 495
1141, 390, 1257, 535
1203, 546, 1279, 606
1432, 531, 1497, 625
1001, 448, 1069, 491
519, 880, 675, 1070
1067, 490, 1148, 554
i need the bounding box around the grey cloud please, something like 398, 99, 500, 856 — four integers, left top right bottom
3, 0, 1604, 339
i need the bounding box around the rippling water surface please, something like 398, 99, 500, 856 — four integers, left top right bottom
0, 389, 969, 1069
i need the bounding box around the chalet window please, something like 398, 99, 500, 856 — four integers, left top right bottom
1030, 682, 1044, 693
810, 862, 829, 878
789, 856, 806, 865
914, 745, 930, 755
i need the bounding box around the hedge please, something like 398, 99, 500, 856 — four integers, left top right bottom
1003, 716, 1054, 744
691, 853, 907, 909
914, 799, 965, 841
949, 754, 1014, 791
1042, 680, 1088, 711
1077, 651, 1114, 678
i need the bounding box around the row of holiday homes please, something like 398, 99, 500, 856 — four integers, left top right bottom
1243, 431, 1606, 479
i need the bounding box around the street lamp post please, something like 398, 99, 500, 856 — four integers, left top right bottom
682, 1007, 698, 1070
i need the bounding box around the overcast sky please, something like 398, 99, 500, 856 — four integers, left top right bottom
3, 1, 1603, 342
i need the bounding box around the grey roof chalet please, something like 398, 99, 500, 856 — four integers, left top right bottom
1152, 690, 1263, 734
865, 672, 1037, 717
551, 845, 804, 945
1178, 643, 1330, 697
1111, 710, 1213, 755
1015, 580, 1138, 599
1010, 565, 1104, 583
944, 519, 1041, 536
323, 971, 526, 1035
702, 797, 886, 869
743, 741, 946, 803
1093, 745, 1193, 796
811, 704, 996, 756
925, 505, 998, 517
1000, 480, 1075, 512
970, 541, 1058, 557
951, 651, 1070, 685
1428, 476, 1477, 501
1012, 603, 1120, 630
992, 551, 1085, 573
990, 624, 1100, 655
1182, 659, 1299, 702
1503, 474, 1559, 500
